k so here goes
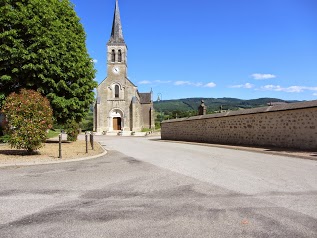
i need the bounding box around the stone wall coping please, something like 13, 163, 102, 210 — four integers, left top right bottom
162, 100, 317, 123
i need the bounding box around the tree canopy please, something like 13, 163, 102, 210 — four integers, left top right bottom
0, 0, 97, 124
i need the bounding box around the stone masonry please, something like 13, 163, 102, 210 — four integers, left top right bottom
161, 100, 317, 150
94, 0, 154, 134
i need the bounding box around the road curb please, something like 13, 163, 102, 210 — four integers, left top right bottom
0, 142, 107, 168
158, 139, 317, 161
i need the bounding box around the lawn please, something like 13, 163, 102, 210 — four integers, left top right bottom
47, 129, 61, 139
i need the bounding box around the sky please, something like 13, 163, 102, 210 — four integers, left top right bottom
71, 0, 317, 101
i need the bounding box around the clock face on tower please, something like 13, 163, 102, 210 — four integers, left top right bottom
112, 67, 120, 74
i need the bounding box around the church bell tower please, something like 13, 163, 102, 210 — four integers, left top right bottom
94, 0, 155, 134
107, 0, 127, 81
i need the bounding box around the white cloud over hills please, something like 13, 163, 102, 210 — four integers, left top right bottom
251, 73, 276, 80
260, 85, 317, 93
137, 80, 216, 88
204, 82, 216, 88
230, 83, 254, 89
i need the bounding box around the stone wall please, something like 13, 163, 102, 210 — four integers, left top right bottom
161, 101, 317, 150
141, 104, 154, 129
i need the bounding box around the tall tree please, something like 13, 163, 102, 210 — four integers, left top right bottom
0, 0, 97, 123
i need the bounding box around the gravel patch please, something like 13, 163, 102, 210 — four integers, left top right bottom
0, 139, 104, 165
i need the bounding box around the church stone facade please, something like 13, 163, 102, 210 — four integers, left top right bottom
94, 0, 154, 134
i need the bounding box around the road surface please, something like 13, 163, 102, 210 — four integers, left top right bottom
0, 136, 316, 237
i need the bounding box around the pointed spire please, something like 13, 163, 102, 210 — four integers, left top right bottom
108, 0, 125, 44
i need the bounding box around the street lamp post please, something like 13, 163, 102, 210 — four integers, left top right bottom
157, 93, 163, 123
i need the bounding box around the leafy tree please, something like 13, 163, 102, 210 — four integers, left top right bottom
0, 0, 97, 124
80, 112, 93, 132
65, 120, 79, 142
1, 89, 53, 152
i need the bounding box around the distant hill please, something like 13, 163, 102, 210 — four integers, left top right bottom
154, 97, 300, 117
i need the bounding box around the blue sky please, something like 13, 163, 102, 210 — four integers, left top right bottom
71, 0, 317, 101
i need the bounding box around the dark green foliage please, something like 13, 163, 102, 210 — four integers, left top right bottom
65, 120, 79, 142
1, 89, 53, 152
80, 112, 93, 132
80, 105, 93, 131
0, 123, 3, 137
0, 134, 10, 143
0, 124, 9, 143
154, 97, 297, 119
0, 0, 97, 124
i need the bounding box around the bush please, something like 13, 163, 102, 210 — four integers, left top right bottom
80, 112, 93, 132
1, 89, 53, 152
0, 124, 3, 137
0, 124, 10, 143
65, 120, 79, 141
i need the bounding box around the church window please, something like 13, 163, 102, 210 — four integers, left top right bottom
118, 50, 122, 62
115, 85, 119, 98
111, 50, 115, 62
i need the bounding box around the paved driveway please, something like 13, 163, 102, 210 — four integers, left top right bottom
0, 136, 316, 237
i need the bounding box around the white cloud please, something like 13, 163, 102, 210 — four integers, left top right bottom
138, 80, 151, 85
174, 81, 188, 86
91, 59, 98, 63
194, 82, 203, 87
154, 80, 172, 84
230, 83, 254, 89
261, 85, 317, 93
174, 81, 216, 88
251, 73, 276, 80
313, 93, 317, 96
204, 82, 216, 88
174, 81, 203, 87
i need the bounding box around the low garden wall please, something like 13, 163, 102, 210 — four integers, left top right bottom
161, 100, 317, 150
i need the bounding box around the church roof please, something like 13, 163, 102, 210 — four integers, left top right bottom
139, 93, 152, 104
108, 0, 125, 44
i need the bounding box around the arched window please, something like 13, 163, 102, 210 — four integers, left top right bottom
118, 50, 122, 62
115, 85, 119, 98
111, 50, 115, 62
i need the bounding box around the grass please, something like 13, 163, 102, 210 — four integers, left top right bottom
141, 128, 153, 132
47, 129, 61, 139
1, 129, 62, 142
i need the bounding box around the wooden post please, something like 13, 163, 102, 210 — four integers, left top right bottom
85, 133, 88, 153
58, 134, 62, 159
90, 133, 94, 150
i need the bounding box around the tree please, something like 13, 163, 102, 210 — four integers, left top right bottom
0, 0, 97, 124
65, 120, 79, 142
1, 89, 53, 153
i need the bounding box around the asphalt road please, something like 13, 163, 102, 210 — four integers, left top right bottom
0, 136, 316, 237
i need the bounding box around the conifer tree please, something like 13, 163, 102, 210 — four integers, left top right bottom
0, 0, 97, 124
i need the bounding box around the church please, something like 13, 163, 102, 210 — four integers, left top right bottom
94, 0, 155, 134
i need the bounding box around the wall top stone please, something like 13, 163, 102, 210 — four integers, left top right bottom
162, 100, 317, 124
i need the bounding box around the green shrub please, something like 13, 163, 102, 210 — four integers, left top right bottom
0, 124, 10, 143
65, 120, 79, 141
1, 89, 53, 152
0, 134, 10, 143
80, 112, 93, 132
0, 124, 3, 137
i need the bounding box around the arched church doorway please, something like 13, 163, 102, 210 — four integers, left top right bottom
109, 109, 123, 131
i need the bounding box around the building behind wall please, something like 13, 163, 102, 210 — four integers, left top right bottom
94, 0, 154, 134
